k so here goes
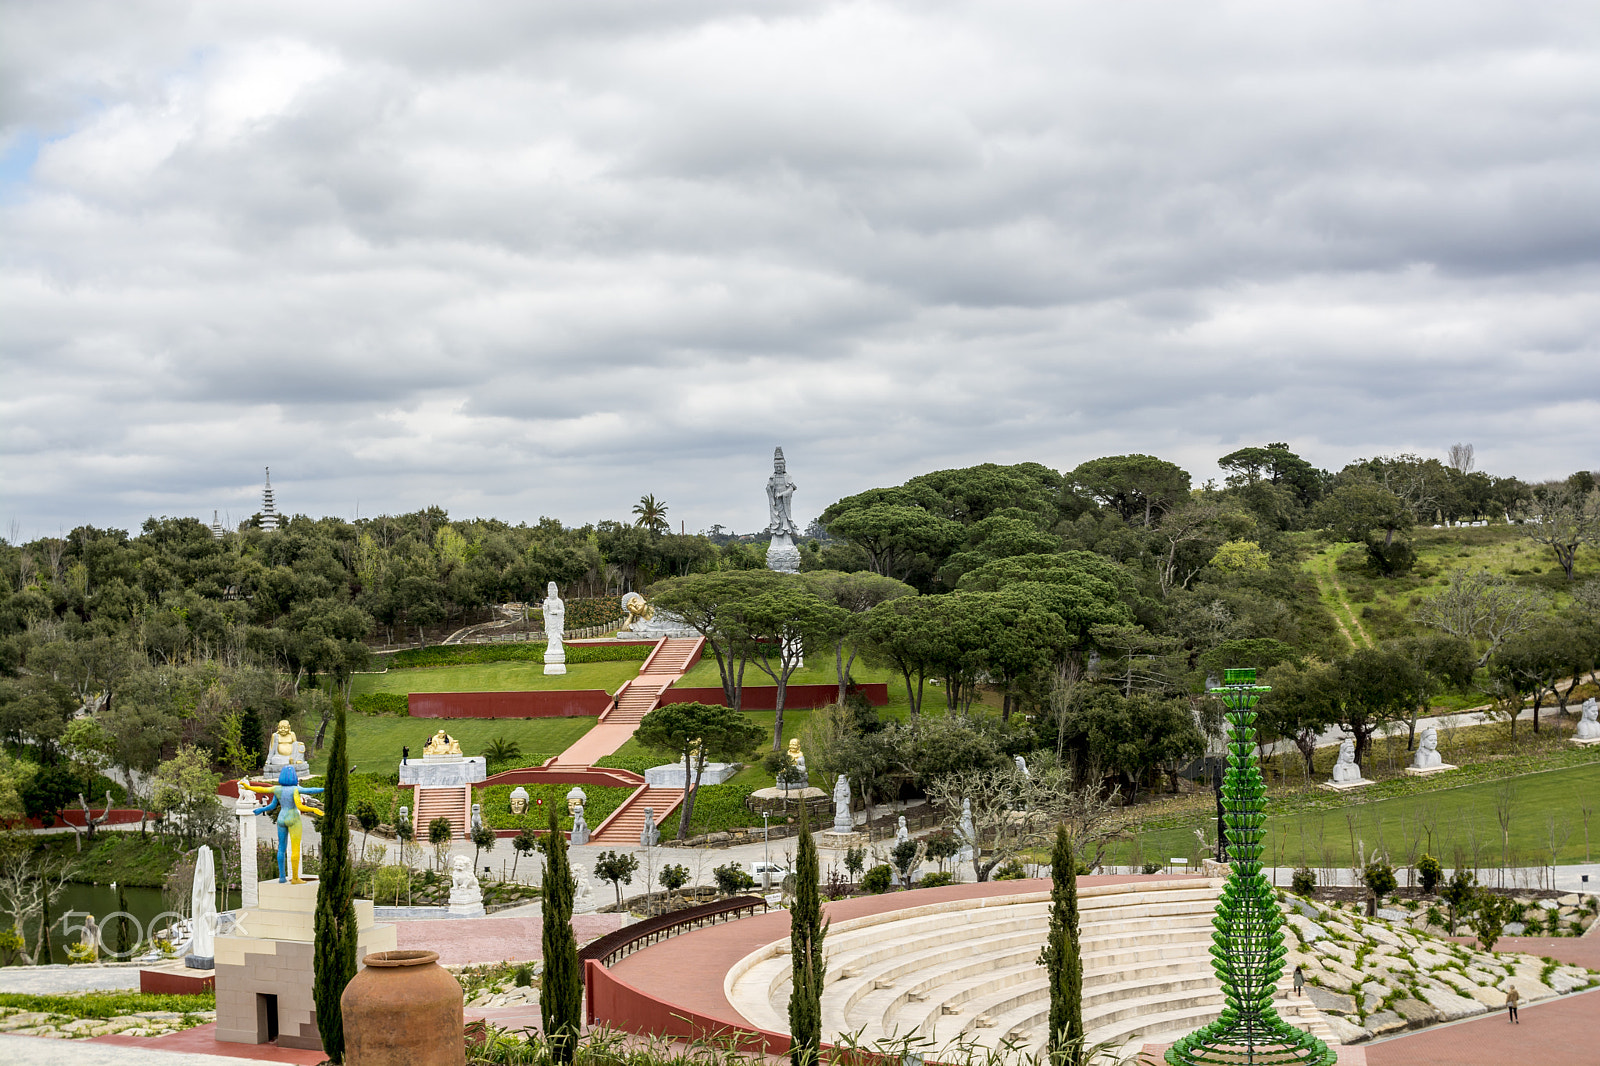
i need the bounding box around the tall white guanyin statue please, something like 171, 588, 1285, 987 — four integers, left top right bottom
542, 581, 566, 675
764, 447, 802, 573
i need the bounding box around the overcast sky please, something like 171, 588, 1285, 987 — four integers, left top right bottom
3, 1, 1597, 540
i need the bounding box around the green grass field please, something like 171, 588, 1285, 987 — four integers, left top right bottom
351, 658, 642, 696
1109, 761, 1600, 870
310, 716, 598, 775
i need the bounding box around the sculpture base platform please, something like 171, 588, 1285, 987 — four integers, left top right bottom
1570, 736, 1600, 746
141, 959, 214, 995
448, 899, 486, 917
544, 663, 567, 675
261, 760, 311, 779
766, 533, 801, 573
751, 785, 826, 800
400, 756, 486, 787
644, 762, 738, 788
818, 829, 868, 849
1405, 762, 1459, 776
1320, 778, 1376, 792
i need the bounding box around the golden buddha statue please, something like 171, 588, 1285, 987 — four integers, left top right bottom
423, 729, 462, 756
273, 720, 298, 757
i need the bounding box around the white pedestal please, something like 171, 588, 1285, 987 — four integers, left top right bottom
1569, 736, 1600, 746
1404, 763, 1459, 776
644, 762, 739, 788
399, 756, 487, 787
235, 793, 260, 908
1319, 778, 1376, 792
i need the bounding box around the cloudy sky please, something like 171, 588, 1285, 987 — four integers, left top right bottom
3, 1, 1597, 540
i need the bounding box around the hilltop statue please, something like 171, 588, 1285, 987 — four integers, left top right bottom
543, 581, 567, 675
765, 447, 802, 572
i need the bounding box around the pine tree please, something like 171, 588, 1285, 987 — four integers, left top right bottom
540, 806, 583, 1064
1039, 825, 1084, 1066
788, 805, 826, 1066
313, 701, 358, 1061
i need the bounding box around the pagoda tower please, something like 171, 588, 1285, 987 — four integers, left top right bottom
260, 468, 280, 532
211, 510, 225, 539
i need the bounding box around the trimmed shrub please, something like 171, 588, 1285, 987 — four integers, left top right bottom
992, 859, 1027, 881
862, 864, 893, 895
1292, 867, 1316, 897
918, 871, 956, 889
1417, 854, 1442, 895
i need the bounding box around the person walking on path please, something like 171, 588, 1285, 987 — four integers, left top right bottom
1505, 985, 1520, 1023
1293, 966, 1304, 997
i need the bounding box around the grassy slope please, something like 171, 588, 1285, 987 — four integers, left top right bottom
310, 716, 599, 775
1115, 759, 1600, 870
351, 658, 641, 696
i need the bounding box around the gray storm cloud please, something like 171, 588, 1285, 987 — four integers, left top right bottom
2, 0, 1597, 537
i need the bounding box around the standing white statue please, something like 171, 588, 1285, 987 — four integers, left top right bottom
1577, 698, 1600, 740
895, 815, 910, 847
832, 774, 852, 833
542, 581, 567, 675
188, 845, 217, 967
640, 807, 661, 847
572, 863, 596, 914
1014, 754, 1030, 779
764, 447, 802, 573
571, 803, 590, 846
1330, 739, 1362, 784
956, 798, 975, 867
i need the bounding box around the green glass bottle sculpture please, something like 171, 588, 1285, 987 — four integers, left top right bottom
1166, 668, 1335, 1066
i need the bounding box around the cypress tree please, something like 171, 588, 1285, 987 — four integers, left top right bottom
313, 701, 358, 1061
788, 804, 826, 1066
1039, 825, 1083, 1066
540, 806, 583, 1065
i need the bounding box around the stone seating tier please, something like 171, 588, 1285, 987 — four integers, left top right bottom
725, 879, 1276, 1057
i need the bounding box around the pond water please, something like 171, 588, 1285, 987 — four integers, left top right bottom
41, 881, 242, 965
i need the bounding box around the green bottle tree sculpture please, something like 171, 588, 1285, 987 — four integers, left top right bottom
1166, 669, 1334, 1066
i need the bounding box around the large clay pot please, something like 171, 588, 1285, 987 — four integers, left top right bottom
342, 949, 465, 1066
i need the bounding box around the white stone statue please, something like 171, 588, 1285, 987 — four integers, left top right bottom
571, 803, 590, 846
572, 864, 596, 914
542, 582, 567, 675
449, 854, 485, 916
1014, 754, 1030, 779
1412, 728, 1443, 769
895, 815, 910, 847
765, 447, 802, 573
1577, 698, 1600, 740
509, 787, 529, 815
832, 774, 852, 834
188, 845, 216, 965
640, 807, 660, 847
470, 803, 483, 832
1330, 739, 1362, 784
956, 798, 975, 866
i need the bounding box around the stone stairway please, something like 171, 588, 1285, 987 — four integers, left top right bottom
725, 878, 1339, 1060
413, 783, 471, 840
588, 784, 684, 845
551, 637, 704, 767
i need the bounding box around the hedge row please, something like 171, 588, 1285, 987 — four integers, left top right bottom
383, 641, 653, 670
658, 783, 767, 837
473, 782, 635, 831
353, 692, 410, 716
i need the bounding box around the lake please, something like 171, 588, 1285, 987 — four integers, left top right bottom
41, 881, 242, 965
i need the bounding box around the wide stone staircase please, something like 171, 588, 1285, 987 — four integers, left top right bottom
413, 783, 472, 840
725, 879, 1336, 1061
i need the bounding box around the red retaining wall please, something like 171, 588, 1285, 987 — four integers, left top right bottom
481, 766, 644, 788
585, 960, 787, 1056
407, 690, 614, 718
140, 968, 215, 995
662, 683, 889, 710
25, 808, 152, 829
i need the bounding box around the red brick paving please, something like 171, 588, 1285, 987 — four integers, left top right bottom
1364, 987, 1600, 1066
394, 912, 629, 966
91, 1022, 325, 1063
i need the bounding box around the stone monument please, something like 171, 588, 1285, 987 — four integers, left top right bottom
1405, 727, 1458, 775
509, 786, 529, 815
399, 729, 486, 787
895, 815, 910, 847
448, 855, 485, 917
832, 774, 853, 834
235, 790, 261, 908
640, 807, 660, 847
764, 447, 802, 573
571, 803, 590, 846
566, 786, 587, 815
1574, 698, 1600, 745
542, 581, 566, 675
262, 720, 310, 778
572, 864, 596, 914
956, 798, 975, 867
1321, 739, 1373, 791
188, 844, 217, 969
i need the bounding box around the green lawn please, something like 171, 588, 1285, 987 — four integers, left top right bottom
351, 658, 642, 696
310, 716, 599, 775
1110, 761, 1600, 871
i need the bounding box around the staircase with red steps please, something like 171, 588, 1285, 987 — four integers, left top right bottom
589, 784, 684, 846
413, 783, 471, 840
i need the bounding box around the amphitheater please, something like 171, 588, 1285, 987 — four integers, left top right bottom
589, 875, 1337, 1063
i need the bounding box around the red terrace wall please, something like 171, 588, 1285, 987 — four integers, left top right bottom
481, 766, 644, 789
25, 808, 152, 830
585, 960, 788, 1057
662, 683, 889, 710
407, 690, 614, 718
141, 968, 214, 995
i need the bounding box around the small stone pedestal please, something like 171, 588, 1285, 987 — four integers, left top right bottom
644, 762, 739, 787
817, 829, 868, 850
1569, 736, 1600, 747
1404, 762, 1459, 776
399, 755, 487, 787
1319, 778, 1375, 792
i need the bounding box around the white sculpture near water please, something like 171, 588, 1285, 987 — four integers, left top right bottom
449, 854, 485, 917
1322, 738, 1373, 791
1406, 727, 1458, 775
764, 447, 802, 573
187, 844, 217, 968
542, 581, 567, 675
1574, 698, 1600, 745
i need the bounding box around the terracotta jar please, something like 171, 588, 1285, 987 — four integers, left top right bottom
342, 950, 465, 1066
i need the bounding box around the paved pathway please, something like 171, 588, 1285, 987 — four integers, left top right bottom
1363, 986, 1600, 1066
4, 1032, 305, 1065
393, 912, 628, 966
0, 965, 143, 994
